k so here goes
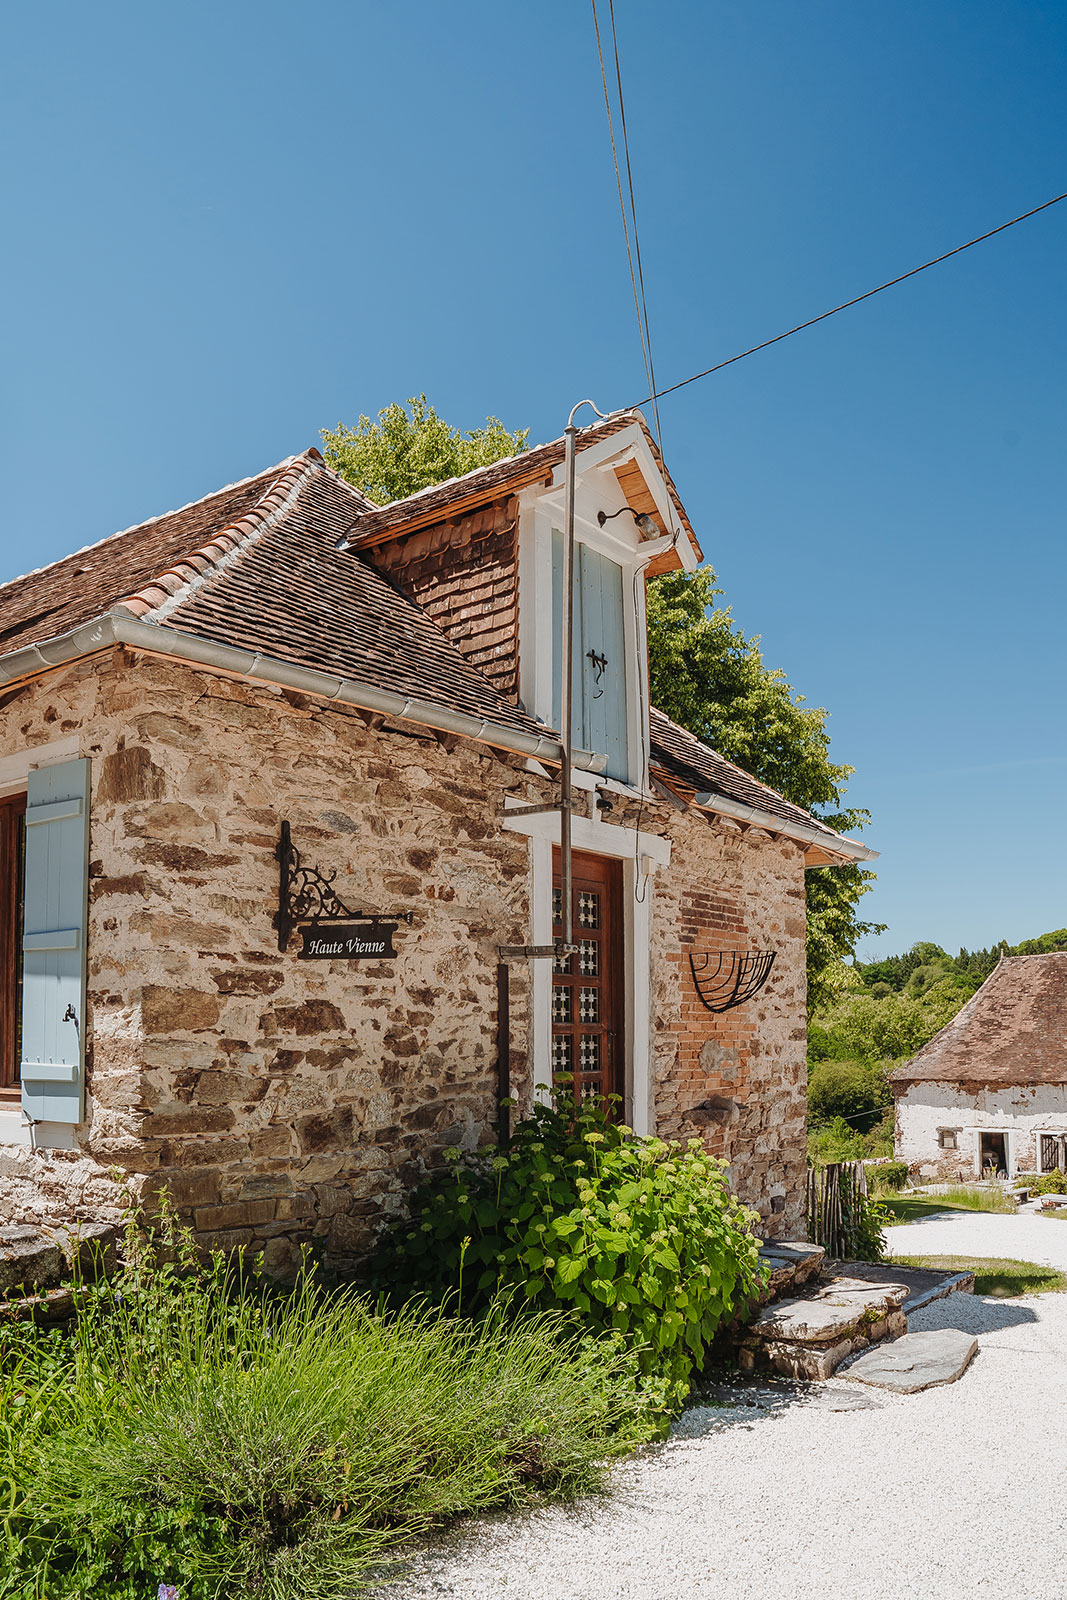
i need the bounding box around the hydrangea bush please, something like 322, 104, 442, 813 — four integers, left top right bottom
372, 1086, 766, 1407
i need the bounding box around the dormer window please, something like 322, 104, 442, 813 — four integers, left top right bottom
514, 420, 701, 787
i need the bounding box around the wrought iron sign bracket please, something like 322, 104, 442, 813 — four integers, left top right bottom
689, 950, 776, 1013
275, 821, 414, 952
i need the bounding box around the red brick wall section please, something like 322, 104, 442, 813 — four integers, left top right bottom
668, 888, 754, 1163
366, 497, 521, 701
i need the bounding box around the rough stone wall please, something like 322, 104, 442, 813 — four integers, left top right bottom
649, 812, 809, 1239
894, 1079, 1067, 1180
0, 648, 813, 1265
0, 649, 542, 1274
366, 497, 521, 700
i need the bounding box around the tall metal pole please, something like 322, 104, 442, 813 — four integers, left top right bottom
559, 420, 578, 957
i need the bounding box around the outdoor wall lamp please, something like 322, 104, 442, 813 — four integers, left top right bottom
597, 506, 660, 539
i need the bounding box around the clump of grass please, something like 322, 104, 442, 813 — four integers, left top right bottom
2, 1208, 660, 1600
892, 1254, 1067, 1297
936, 1184, 1017, 1214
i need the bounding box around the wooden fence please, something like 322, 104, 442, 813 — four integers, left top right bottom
806, 1161, 869, 1259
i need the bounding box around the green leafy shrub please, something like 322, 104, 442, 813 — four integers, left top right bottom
2, 1207, 647, 1600
371, 1088, 765, 1409
807, 1116, 867, 1164
1014, 1170, 1067, 1195
807, 1060, 891, 1131
868, 1160, 909, 1192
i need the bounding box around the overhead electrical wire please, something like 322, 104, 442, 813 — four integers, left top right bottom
590, 0, 657, 436
629, 189, 1067, 408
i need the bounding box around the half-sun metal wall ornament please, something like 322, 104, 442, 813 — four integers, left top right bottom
275, 821, 413, 956
689, 950, 776, 1013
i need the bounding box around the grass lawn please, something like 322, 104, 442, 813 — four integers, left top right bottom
1037, 1208, 1067, 1220
881, 1188, 1015, 1225
892, 1254, 1067, 1297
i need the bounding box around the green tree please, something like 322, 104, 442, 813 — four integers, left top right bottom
645, 567, 881, 1010
807, 1060, 891, 1131
322, 395, 529, 506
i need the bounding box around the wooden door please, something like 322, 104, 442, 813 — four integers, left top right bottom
0, 792, 26, 1095
551, 849, 624, 1113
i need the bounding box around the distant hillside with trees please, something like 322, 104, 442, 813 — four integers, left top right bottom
806, 929, 1067, 1163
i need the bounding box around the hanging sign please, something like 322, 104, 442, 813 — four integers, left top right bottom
297, 921, 398, 960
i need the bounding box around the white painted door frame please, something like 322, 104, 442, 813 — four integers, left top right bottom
502, 805, 670, 1136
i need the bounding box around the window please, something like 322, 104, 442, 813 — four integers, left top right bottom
937, 1128, 959, 1150
552, 533, 630, 782
0, 793, 26, 1095
1040, 1134, 1067, 1174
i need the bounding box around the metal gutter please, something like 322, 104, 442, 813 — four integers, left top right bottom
0, 612, 608, 773
691, 790, 878, 862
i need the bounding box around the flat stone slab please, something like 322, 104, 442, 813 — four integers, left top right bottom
843, 1329, 978, 1393
824, 1259, 975, 1315
750, 1277, 910, 1345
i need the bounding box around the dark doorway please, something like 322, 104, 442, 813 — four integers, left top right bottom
551, 849, 624, 1115
979, 1131, 1008, 1177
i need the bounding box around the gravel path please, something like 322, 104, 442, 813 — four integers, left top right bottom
382, 1212, 1067, 1600
888, 1204, 1067, 1270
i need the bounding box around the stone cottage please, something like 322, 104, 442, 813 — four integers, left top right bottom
892, 954, 1067, 1180
0, 411, 874, 1271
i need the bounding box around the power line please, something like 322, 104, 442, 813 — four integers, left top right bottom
606, 0, 663, 449
590, 0, 656, 428
630, 189, 1067, 408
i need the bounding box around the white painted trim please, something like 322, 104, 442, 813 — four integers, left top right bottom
502, 803, 671, 865
0, 1108, 31, 1147
0, 736, 81, 797
504, 808, 667, 1133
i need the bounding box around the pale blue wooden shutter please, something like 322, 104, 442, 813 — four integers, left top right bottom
551, 533, 630, 781
576, 545, 628, 781
20, 758, 90, 1126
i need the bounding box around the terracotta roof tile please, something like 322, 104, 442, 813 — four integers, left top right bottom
346, 410, 703, 562
648, 707, 846, 842
890, 956, 1067, 1087
0, 454, 342, 654
153, 464, 550, 740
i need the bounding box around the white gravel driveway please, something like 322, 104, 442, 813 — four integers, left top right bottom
384, 1210, 1067, 1600
888, 1204, 1067, 1270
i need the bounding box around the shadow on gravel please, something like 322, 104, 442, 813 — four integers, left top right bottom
670, 1371, 884, 1439
909, 1294, 1039, 1333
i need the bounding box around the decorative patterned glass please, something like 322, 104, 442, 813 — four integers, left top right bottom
552, 887, 563, 924
578, 987, 599, 1022
551, 1033, 572, 1072
578, 1034, 600, 1072
552, 985, 572, 1024
577, 890, 600, 928
578, 940, 598, 976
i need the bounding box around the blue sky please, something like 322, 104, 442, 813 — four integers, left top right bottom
2, 1, 1064, 959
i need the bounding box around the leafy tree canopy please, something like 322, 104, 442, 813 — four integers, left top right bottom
645, 567, 881, 1011
321, 396, 529, 507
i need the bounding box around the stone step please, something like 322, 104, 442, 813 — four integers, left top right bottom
756, 1240, 825, 1300
738, 1276, 910, 1381
842, 1328, 978, 1393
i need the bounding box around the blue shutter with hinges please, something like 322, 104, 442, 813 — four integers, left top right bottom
551, 533, 630, 782
576, 544, 628, 781
20, 758, 90, 1127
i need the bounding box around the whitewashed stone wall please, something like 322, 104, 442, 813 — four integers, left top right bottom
895, 1079, 1067, 1179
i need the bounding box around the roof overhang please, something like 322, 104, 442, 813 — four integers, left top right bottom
691, 789, 878, 865
0, 611, 609, 774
